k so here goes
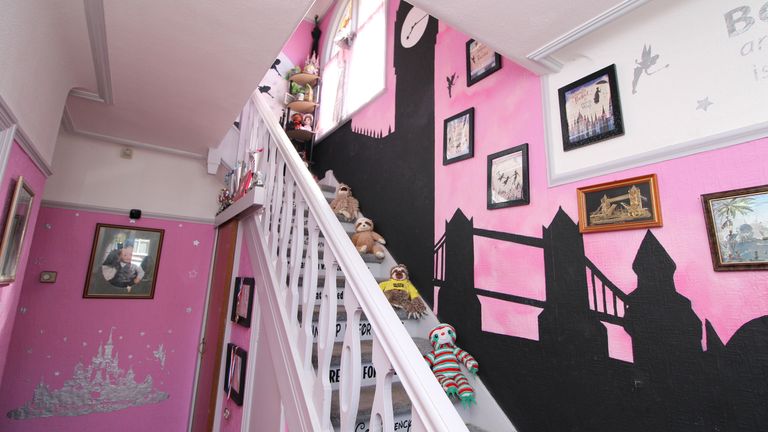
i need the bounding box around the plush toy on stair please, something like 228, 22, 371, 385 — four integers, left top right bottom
330, 183, 359, 222
424, 323, 479, 407
378, 264, 427, 319
351, 217, 386, 258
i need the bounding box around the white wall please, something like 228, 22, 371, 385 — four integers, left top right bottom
44, 131, 222, 221
544, 0, 768, 185
0, 1, 95, 166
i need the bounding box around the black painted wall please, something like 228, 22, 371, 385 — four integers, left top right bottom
312, 1, 438, 305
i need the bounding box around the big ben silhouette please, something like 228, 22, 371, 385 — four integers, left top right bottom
312, 1, 438, 305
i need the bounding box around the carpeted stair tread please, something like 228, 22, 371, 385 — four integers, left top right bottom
330, 382, 411, 429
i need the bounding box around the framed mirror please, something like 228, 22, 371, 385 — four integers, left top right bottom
0, 176, 35, 283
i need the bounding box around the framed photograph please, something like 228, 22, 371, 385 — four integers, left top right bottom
487, 144, 529, 209
702, 184, 768, 271
443, 108, 475, 165
224, 343, 247, 406
466, 39, 502, 86
231, 277, 255, 327
577, 174, 662, 233
558, 64, 624, 151
83, 224, 164, 299
0, 177, 35, 283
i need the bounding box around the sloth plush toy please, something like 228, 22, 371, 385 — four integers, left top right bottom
351, 217, 386, 258
379, 264, 427, 319
330, 183, 359, 222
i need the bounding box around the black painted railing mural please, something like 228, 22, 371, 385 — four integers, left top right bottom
434, 208, 768, 432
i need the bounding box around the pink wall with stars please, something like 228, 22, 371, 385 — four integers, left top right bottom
0, 206, 215, 432
0, 141, 47, 393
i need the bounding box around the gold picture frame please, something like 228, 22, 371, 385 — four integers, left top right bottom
577, 174, 662, 233
0, 177, 35, 283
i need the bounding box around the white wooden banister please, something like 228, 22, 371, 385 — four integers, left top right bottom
242, 90, 467, 431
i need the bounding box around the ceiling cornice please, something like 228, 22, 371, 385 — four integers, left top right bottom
0, 94, 53, 176
62, 106, 205, 160
71, 0, 113, 104
526, 0, 649, 73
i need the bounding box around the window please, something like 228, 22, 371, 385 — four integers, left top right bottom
317, 0, 387, 137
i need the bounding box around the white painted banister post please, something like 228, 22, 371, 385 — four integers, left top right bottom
299, 220, 320, 370
339, 283, 363, 431
313, 249, 338, 430
370, 335, 395, 432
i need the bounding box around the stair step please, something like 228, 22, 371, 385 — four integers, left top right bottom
290, 248, 384, 264
313, 337, 431, 370
330, 382, 411, 430
298, 304, 416, 324
296, 273, 388, 289
319, 184, 336, 194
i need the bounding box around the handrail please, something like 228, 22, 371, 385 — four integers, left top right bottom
246, 90, 467, 431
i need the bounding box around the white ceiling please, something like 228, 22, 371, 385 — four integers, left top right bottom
61, 0, 649, 156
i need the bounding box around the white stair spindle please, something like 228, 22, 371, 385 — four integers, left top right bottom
339, 282, 363, 432
287, 194, 306, 322
299, 219, 320, 370
277, 178, 296, 285
313, 250, 338, 431
370, 334, 395, 432
269, 156, 286, 260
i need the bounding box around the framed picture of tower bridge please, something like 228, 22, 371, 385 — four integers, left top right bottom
558, 64, 624, 151
577, 174, 662, 233
702, 184, 768, 271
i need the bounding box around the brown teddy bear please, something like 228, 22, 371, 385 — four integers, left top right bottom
330, 183, 359, 222
379, 264, 428, 319
351, 217, 386, 258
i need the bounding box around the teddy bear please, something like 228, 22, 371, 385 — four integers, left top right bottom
351, 217, 386, 258
378, 264, 427, 319
330, 183, 359, 222
424, 323, 479, 406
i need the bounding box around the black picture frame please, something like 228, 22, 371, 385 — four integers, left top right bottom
466, 39, 502, 86
558, 64, 624, 151
224, 343, 247, 406
443, 107, 475, 165
487, 144, 529, 209
231, 277, 255, 327
83, 224, 164, 299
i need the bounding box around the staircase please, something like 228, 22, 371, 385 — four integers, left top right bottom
232, 91, 497, 431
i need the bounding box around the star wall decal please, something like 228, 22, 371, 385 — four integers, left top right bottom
188, 270, 198, 279
696, 97, 713, 111
192, 240, 200, 247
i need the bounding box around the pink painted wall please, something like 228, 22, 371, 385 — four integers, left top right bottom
283, 19, 314, 68
0, 141, 46, 390
433, 23, 768, 361
0, 207, 214, 432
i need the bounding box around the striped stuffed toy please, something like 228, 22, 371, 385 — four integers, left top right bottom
424, 323, 479, 406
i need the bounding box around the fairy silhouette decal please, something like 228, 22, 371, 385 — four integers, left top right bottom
632, 44, 669, 94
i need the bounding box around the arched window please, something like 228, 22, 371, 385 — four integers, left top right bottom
317, 0, 387, 137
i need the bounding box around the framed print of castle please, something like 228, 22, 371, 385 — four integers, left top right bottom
558, 64, 624, 151
577, 174, 662, 233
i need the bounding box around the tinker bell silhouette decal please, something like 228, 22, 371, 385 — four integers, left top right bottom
632, 44, 669, 94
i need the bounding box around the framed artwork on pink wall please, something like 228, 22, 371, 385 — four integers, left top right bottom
466, 39, 502, 87
83, 224, 164, 299
0, 176, 35, 283
224, 343, 247, 406
702, 184, 768, 271
231, 277, 255, 327
577, 174, 662, 233
443, 107, 475, 165
558, 64, 625, 151
487, 144, 529, 209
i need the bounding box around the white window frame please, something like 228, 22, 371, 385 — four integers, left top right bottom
316, 0, 388, 142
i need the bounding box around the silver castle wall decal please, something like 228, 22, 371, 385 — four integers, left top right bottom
6, 328, 168, 419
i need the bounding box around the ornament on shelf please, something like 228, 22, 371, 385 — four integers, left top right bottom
303, 52, 319, 75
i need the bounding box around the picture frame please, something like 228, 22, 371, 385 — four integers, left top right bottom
231, 277, 255, 327
39, 271, 57, 283
487, 144, 529, 209
558, 64, 624, 151
466, 39, 502, 87
443, 108, 475, 165
224, 343, 247, 406
0, 176, 35, 283
83, 224, 164, 299
577, 174, 662, 234
702, 184, 768, 271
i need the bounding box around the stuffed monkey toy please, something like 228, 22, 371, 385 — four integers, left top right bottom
424, 323, 479, 406
378, 264, 427, 319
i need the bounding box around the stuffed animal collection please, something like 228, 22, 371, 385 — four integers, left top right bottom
351, 217, 386, 259
379, 264, 427, 319
424, 323, 479, 406
330, 183, 359, 222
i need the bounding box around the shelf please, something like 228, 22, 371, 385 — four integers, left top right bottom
288, 73, 320, 87
286, 129, 316, 142
214, 186, 266, 226
287, 100, 318, 113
